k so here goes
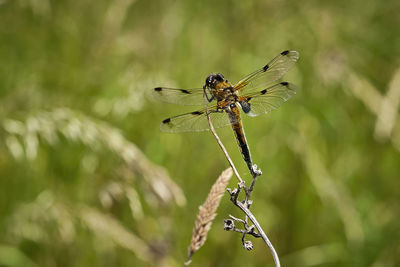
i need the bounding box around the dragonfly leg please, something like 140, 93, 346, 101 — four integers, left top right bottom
203, 86, 215, 102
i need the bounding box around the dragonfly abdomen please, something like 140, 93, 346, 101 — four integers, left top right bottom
228, 104, 253, 174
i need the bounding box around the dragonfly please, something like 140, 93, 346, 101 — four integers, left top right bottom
152, 50, 299, 175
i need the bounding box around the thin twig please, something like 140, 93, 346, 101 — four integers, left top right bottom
226, 215, 262, 238
245, 170, 260, 204
229, 214, 246, 224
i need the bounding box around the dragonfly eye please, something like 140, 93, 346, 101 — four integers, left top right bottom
216, 73, 224, 82
205, 74, 214, 87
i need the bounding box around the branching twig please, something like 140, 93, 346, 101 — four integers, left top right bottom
203, 94, 281, 267
231, 195, 281, 266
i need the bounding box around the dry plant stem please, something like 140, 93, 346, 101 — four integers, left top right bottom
203, 96, 281, 267
245, 162, 262, 202
228, 215, 261, 238
234, 196, 281, 267
243, 170, 260, 225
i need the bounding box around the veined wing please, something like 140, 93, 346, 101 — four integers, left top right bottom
160, 106, 231, 132
234, 50, 299, 92
151, 87, 205, 105
238, 82, 297, 117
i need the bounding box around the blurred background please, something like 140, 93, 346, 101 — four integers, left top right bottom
1, 0, 399, 266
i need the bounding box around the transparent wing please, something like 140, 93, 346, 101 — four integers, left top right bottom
151, 87, 205, 105
238, 82, 297, 117
234, 50, 299, 92
160, 106, 231, 132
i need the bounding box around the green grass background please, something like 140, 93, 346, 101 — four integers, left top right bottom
1, 0, 399, 266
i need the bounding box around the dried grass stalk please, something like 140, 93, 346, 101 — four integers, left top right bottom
185, 167, 233, 265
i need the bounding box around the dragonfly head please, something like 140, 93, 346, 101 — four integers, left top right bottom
205, 73, 225, 88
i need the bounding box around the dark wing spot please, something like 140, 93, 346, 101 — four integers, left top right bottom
162, 118, 171, 124
240, 101, 251, 113
191, 111, 203, 115
281, 50, 289, 55
154, 87, 162, 91
181, 89, 191, 94
261, 89, 267, 94
263, 64, 269, 71
280, 82, 289, 86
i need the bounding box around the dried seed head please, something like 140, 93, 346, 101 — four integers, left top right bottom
243, 240, 253, 251
186, 168, 233, 264
224, 219, 235, 230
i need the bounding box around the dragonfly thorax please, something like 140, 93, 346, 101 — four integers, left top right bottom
225, 94, 238, 103
205, 73, 236, 103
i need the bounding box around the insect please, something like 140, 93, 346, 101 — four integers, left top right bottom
152, 50, 299, 174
